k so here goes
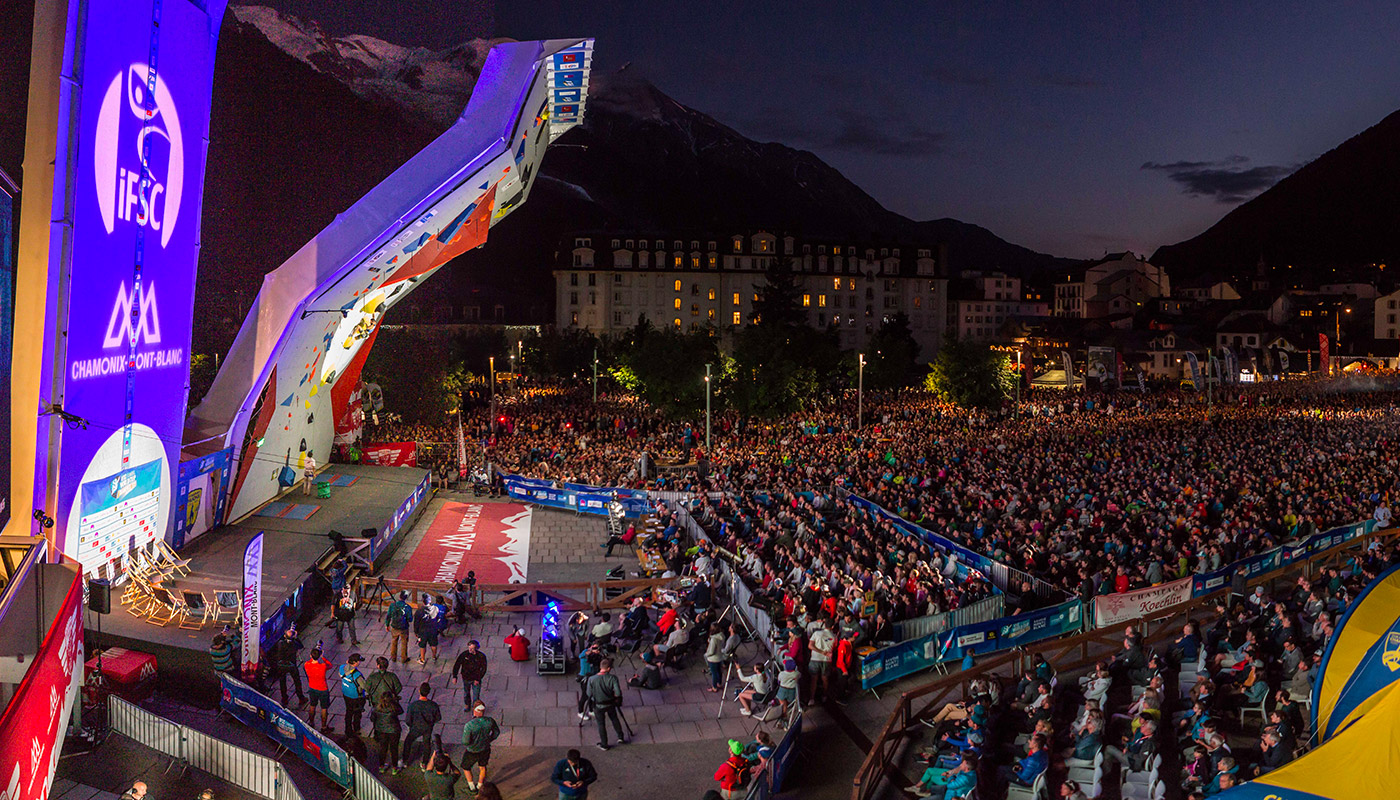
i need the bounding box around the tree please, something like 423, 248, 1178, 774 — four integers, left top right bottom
924, 340, 1014, 409
615, 325, 718, 416
520, 327, 598, 379
751, 256, 804, 328
864, 313, 921, 389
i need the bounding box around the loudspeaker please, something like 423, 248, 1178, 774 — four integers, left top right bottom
89, 578, 112, 615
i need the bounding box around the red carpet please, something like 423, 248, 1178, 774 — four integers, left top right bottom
397, 502, 532, 584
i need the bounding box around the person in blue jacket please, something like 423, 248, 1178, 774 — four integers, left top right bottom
997, 734, 1048, 790
550, 749, 598, 800
911, 753, 978, 798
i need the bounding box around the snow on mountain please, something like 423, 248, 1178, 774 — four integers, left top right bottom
229, 4, 509, 129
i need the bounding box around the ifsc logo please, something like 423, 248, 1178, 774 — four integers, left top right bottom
93, 63, 184, 247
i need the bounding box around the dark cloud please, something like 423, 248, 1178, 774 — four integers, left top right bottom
1141, 155, 1296, 203
745, 108, 947, 157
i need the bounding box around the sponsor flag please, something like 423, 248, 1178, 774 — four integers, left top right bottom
1319, 333, 1330, 374
456, 411, 468, 477
1115, 352, 1124, 389
1061, 350, 1074, 387
1185, 352, 1202, 388
1136, 371, 1146, 392
241, 532, 263, 681
1279, 349, 1290, 372
1209, 353, 1222, 386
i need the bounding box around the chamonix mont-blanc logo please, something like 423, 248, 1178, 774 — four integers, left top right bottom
93, 63, 184, 247
103, 281, 162, 348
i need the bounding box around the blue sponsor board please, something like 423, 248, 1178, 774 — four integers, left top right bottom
220, 673, 352, 788
1192, 520, 1376, 598
172, 447, 232, 549
845, 494, 992, 585
504, 475, 650, 517
860, 600, 1083, 690
369, 472, 431, 561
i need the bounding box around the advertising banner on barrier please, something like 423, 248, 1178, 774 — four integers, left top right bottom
173, 447, 232, 549
845, 494, 990, 584
1094, 577, 1193, 628
861, 600, 1082, 690
369, 472, 431, 562
219, 674, 353, 788
43, 0, 229, 581
0, 568, 83, 800
503, 475, 650, 517
363, 441, 418, 467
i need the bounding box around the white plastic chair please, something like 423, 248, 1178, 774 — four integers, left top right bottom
1006, 770, 1047, 800
1066, 748, 1103, 786
1239, 693, 1269, 727
1122, 751, 1161, 789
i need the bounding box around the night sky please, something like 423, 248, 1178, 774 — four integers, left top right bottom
261, 1, 1400, 258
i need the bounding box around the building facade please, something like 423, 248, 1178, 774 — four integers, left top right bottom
951, 272, 1050, 341
1053, 251, 1171, 318
555, 231, 949, 357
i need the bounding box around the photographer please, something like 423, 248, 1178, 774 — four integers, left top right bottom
421, 744, 457, 800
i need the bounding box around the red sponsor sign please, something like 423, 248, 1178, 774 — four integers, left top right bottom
363, 441, 418, 467
0, 568, 84, 800
398, 502, 532, 584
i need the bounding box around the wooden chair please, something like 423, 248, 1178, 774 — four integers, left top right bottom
123, 573, 157, 617
146, 587, 188, 627
180, 591, 212, 629
212, 590, 241, 624
156, 540, 193, 577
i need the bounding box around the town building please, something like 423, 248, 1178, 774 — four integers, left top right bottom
554, 231, 949, 356
951, 271, 1050, 342
1053, 251, 1170, 318
1376, 289, 1400, 341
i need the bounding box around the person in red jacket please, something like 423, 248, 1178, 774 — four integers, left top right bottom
504, 628, 531, 661
713, 740, 751, 800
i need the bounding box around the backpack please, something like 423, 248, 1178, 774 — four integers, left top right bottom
389, 601, 412, 630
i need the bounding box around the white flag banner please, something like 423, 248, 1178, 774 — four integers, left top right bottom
1093, 576, 1193, 628
241, 532, 264, 680
456, 411, 468, 477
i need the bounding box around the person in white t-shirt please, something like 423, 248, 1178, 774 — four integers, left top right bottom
807, 620, 836, 704
303, 453, 318, 495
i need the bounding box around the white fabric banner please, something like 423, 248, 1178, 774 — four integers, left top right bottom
1093, 576, 1192, 628
241, 532, 264, 679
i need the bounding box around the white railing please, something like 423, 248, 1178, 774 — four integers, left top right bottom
349, 756, 399, 800
107, 697, 305, 800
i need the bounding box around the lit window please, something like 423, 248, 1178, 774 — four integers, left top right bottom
673, 255, 683, 267
708, 309, 716, 321
733, 239, 742, 253
691, 255, 700, 268
819, 294, 827, 308
708, 288, 716, 300
732, 292, 740, 305
674, 298, 682, 309
692, 303, 699, 317
914, 296, 922, 309
753, 293, 760, 302
833, 278, 841, 291
673, 318, 681, 328
847, 278, 855, 290
708, 254, 717, 267
803, 294, 811, 307
732, 311, 741, 325
571, 312, 578, 325
674, 279, 682, 291
833, 246, 841, 255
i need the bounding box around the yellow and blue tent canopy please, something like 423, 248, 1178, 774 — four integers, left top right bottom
1312, 562, 1400, 741
1216, 680, 1400, 800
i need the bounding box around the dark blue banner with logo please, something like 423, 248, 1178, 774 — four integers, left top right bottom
504, 475, 650, 517
860, 600, 1083, 690
172, 447, 232, 549
845, 494, 992, 584
219, 673, 352, 788
1192, 520, 1376, 598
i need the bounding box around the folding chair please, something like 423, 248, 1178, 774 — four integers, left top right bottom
156, 540, 193, 577
180, 591, 212, 630
212, 590, 241, 624
146, 587, 188, 627
1005, 769, 1047, 800
123, 574, 157, 617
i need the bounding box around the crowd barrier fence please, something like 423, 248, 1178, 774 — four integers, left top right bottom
108, 696, 305, 800
892, 595, 1006, 643
503, 474, 652, 516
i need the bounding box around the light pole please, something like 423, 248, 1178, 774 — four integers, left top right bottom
592, 348, 599, 403
857, 353, 866, 429
1015, 350, 1022, 414
704, 364, 712, 453
489, 355, 496, 432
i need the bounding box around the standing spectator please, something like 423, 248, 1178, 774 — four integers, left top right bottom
209, 633, 234, 674
704, 623, 727, 693
415, 593, 442, 663
808, 619, 836, 703
551, 749, 599, 800
333, 587, 360, 646
421, 749, 458, 800
303, 647, 332, 732
460, 702, 501, 793
451, 639, 488, 709
366, 656, 403, 709
385, 591, 413, 664
585, 658, 626, 750
776, 658, 800, 723
713, 740, 751, 800
269, 625, 306, 707
403, 682, 442, 769
302, 451, 317, 495
339, 653, 368, 738
371, 692, 402, 774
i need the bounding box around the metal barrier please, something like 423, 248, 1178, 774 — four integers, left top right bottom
349, 757, 398, 800
892, 595, 1005, 643
107, 697, 304, 800
672, 503, 778, 659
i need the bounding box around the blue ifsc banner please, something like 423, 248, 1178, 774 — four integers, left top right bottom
860, 599, 1083, 690
220, 673, 353, 788
503, 475, 650, 517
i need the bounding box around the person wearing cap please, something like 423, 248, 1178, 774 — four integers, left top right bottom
626, 651, 664, 690
712, 740, 751, 800
269, 625, 306, 707
339, 653, 369, 738
504, 627, 531, 662
451, 640, 488, 709
385, 591, 414, 664
460, 701, 500, 793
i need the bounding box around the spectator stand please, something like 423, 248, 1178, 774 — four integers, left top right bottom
850, 522, 1400, 800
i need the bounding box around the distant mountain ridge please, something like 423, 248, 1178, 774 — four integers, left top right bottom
196, 7, 1075, 354
1152, 109, 1400, 283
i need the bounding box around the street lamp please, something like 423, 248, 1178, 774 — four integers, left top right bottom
489, 355, 496, 432
704, 364, 712, 452
592, 348, 599, 403
857, 353, 866, 429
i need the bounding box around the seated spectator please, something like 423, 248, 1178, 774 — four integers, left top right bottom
996, 734, 1048, 790
504, 628, 531, 662
1063, 716, 1103, 767
911, 753, 977, 799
